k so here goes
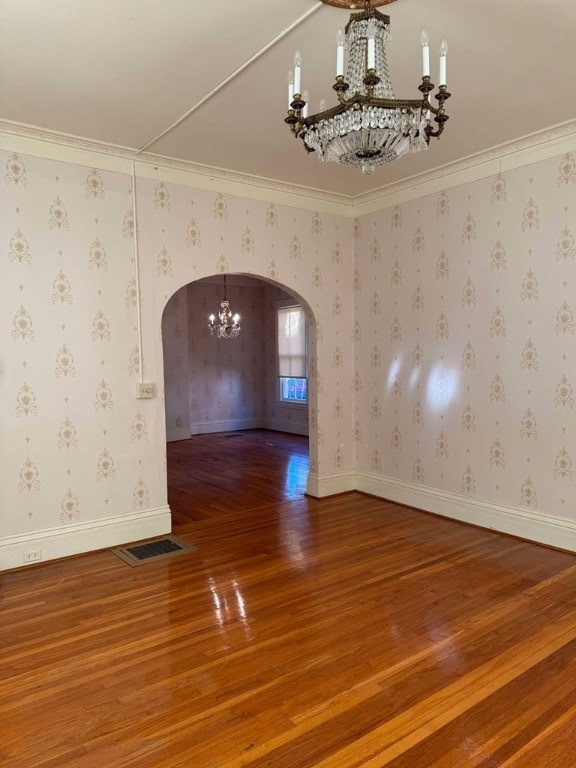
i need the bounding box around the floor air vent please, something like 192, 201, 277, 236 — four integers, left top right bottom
112, 535, 198, 567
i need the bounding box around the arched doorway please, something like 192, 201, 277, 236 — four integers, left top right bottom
161, 273, 317, 526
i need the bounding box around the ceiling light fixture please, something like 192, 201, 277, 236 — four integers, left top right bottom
208, 275, 241, 339
285, 0, 450, 175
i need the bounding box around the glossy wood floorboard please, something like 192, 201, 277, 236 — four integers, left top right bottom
2, 431, 576, 767
167, 430, 310, 523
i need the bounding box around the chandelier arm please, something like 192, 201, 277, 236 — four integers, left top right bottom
424, 100, 446, 117
424, 101, 441, 116
425, 115, 449, 140
285, 109, 298, 127
426, 86, 451, 117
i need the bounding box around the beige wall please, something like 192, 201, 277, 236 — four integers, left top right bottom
1, 151, 354, 568
2, 140, 576, 569
355, 153, 576, 526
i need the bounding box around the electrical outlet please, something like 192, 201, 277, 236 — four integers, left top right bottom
23, 550, 42, 563
137, 382, 155, 399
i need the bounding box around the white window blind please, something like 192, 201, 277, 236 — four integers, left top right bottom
278, 306, 306, 378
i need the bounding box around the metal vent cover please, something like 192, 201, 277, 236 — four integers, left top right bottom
112, 534, 197, 567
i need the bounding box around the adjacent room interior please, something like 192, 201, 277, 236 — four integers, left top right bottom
162, 275, 311, 524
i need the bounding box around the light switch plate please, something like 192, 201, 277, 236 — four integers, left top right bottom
137, 382, 155, 399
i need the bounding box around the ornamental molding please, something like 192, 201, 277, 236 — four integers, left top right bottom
0, 119, 351, 215
1, 117, 576, 217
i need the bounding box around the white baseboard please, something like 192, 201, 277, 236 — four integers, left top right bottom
167, 427, 191, 442
0, 505, 172, 572
177, 418, 308, 438
264, 418, 309, 436
7, 469, 574, 571
356, 472, 576, 552
190, 418, 264, 435
307, 471, 356, 498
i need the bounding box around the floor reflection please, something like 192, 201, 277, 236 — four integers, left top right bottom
284, 452, 309, 498
207, 575, 253, 640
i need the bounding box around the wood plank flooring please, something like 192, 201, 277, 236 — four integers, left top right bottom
167, 430, 310, 523
2, 430, 576, 767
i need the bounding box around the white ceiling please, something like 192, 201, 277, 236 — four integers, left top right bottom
1, 0, 575, 197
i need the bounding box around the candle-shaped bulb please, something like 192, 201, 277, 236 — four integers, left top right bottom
319, 98, 326, 112
294, 50, 302, 94
209, 314, 215, 324
421, 30, 430, 77
233, 313, 240, 324
288, 69, 294, 108
336, 28, 345, 77
302, 90, 309, 119
439, 39, 448, 86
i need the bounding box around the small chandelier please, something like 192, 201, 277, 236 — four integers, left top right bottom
208, 275, 241, 339
285, 0, 450, 175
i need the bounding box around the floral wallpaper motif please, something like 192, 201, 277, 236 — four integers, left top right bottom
138, 185, 352, 484
1, 150, 353, 545
355, 151, 576, 520
1, 152, 152, 536
3, 140, 575, 559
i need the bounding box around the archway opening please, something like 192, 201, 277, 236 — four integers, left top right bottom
161, 273, 317, 528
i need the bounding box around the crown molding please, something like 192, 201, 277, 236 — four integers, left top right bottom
133, 151, 352, 215
0, 119, 352, 216
0, 119, 137, 173
2, 117, 576, 218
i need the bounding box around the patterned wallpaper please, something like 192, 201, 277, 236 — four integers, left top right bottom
3, 141, 575, 560
355, 153, 576, 522
1, 155, 157, 537
1, 150, 354, 543
136, 179, 353, 487
162, 278, 308, 438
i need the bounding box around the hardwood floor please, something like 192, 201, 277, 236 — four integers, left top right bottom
167, 430, 309, 525
2, 430, 576, 767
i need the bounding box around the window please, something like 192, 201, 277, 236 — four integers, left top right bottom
277, 305, 307, 403
279, 376, 307, 402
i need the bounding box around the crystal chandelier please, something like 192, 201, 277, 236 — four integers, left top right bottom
208, 275, 241, 339
285, 0, 450, 175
